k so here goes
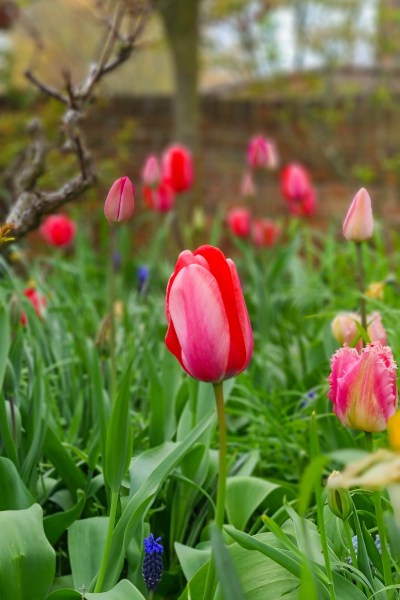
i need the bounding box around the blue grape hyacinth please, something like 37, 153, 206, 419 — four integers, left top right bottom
142, 533, 163, 591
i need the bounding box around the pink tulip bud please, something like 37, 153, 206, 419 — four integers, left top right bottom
343, 188, 374, 242
281, 163, 312, 203
328, 342, 397, 432
252, 219, 281, 248
165, 245, 253, 382
226, 208, 251, 238
247, 136, 278, 170
40, 214, 76, 247
162, 144, 194, 193
141, 155, 161, 188
240, 171, 256, 198
331, 311, 388, 351
104, 176, 134, 224
143, 181, 175, 213
368, 312, 387, 346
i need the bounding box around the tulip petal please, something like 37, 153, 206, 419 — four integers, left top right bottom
168, 264, 230, 382
194, 246, 247, 375
226, 258, 253, 374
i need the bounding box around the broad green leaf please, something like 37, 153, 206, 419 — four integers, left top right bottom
46, 580, 146, 600
226, 477, 279, 530
68, 516, 109, 590
210, 524, 246, 600
0, 456, 34, 510
101, 411, 215, 591
0, 504, 55, 600
175, 542, 210, 582
43, 427, 86, 497
104, 364, 133, 492
44, 490, 86, 545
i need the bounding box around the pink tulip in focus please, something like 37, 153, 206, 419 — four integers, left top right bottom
343, 187, 374, 242
40, 214, 76, 247
252, 219, 281, 248
21, 288, 46, 325
162, 144, 193, 193
240, 171, 256, 198
141, 155, 161, 188
328, 341, 397, 432
165, 245, 253, 383
227, 208, 251, 238
281, 163, 312, 203
247, 135, 278, 170
104, 176, 134, 223
143, 181, 175, 213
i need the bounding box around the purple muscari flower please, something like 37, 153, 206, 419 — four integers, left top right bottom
137, 265, 150, 294
300, 389, 316, 409
142, 534, 163, 591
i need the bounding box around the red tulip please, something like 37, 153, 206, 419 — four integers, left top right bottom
141, 155, 161, 189
288, 187, 317, 217
143, 181, 175, 213
247, 136, 278, 170
162, 144, 193, 193
165, 245, 253, 382
226, 208, 251, 238
40, 214, 76, 247
252, 219, 281, 247
104, 176, 134, 223
21, 288, 46, 325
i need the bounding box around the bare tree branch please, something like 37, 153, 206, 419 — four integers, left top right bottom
2, 0, 151, 247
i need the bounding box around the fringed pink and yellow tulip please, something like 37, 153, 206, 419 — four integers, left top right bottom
328, 341, 397, 432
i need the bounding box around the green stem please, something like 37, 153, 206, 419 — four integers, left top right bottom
214, 381, 227, 530
343, 519, 357, 569
94, 489, 119, 593
202, 382, 227, 600
373, 491, 393, 598
355, 242, 367, 339
109, 225, 117, 402
310, 413, 336, 600
365, 431, 373, 452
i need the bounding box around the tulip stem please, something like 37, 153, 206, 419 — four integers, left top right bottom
373, 491, 393, 597
214, 381, 227, 530
202, 382, 227, 600
109, 225, 117, 401
94, 489, 119, 592
355, 242, 367, 339
343, 519, 358, 569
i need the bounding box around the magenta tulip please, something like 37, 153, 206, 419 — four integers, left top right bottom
343, 187, 374, 242
281, 163, 312, 203
247, 135, 278, 170
165, 245, 253, 382
104, 176, 134, 223
328, 342, 397, 432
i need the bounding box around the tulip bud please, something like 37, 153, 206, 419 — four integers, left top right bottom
252, 219, 281, 248
162, 144, 193, 193
343, 188, 374, 242
104, 176, 134, 223
328, 342, 397, 432
331, 312, 360, 347
281, 163, 312, 203
165, 245, 253, 382
40, 214, 76, 247
247, 135, 278, 170
240, 171, 256, 198
327, 471, 353, 520
226, 208, 251, 238
141, 155, 161, 188
21, 288, 46, 326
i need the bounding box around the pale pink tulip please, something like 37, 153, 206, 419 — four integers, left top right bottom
328, 342, 397, 432
141, 155, 161, 188
331, 311, 387, 350
240, 171, 256, 198
104, 176, 134, 223
343, 187, 374, 242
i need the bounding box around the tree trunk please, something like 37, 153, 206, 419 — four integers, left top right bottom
158, 0, 201, 152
